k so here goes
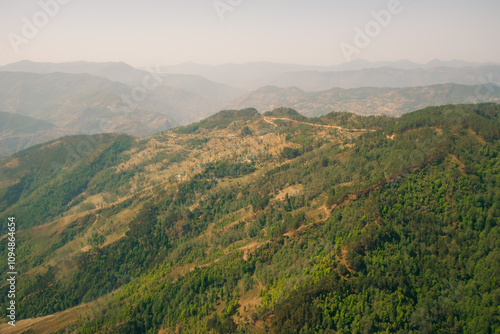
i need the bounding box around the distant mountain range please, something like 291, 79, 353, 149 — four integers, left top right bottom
160, 60, 500, 90
0, 71, 174, 134
0, 111, 72, 157
255, 66, 500, 91
5, 59, 499, 92
0, 60, 245, 102
0, 60, 148, 86
219, 83, 500, 117
0, 60, 499, 156
159, 73, 245, 105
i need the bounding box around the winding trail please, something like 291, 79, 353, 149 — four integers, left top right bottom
263, 117, 374, 132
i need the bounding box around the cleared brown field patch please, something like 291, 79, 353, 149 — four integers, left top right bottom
449, 154, 466, 173
275, 184, 304, 201
467, 128, 486, 143
3, 157, 20, 169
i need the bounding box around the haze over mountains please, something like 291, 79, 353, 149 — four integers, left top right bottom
0, 111, 72, 157
254, 66, 500, 91
0, 62, 245, 156
0, 60, 245, 102
160, 59, 500, 90
219, 84, 500, 117
0, 71, 174, 155
4, 59, 499, 92
0, 59, 498, 156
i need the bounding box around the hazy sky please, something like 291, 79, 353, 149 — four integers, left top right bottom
1, 0, 499, 67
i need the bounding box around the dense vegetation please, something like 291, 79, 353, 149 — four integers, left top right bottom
0, 135, 133, 229
0, 104, 498, 333
175, 108, 260, 134
264, 107, 308, 121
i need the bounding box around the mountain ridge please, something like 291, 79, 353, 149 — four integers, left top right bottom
218, 83, 500, 117
0, 103, 498, 333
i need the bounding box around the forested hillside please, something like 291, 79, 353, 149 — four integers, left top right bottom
0, 104, 498, 333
